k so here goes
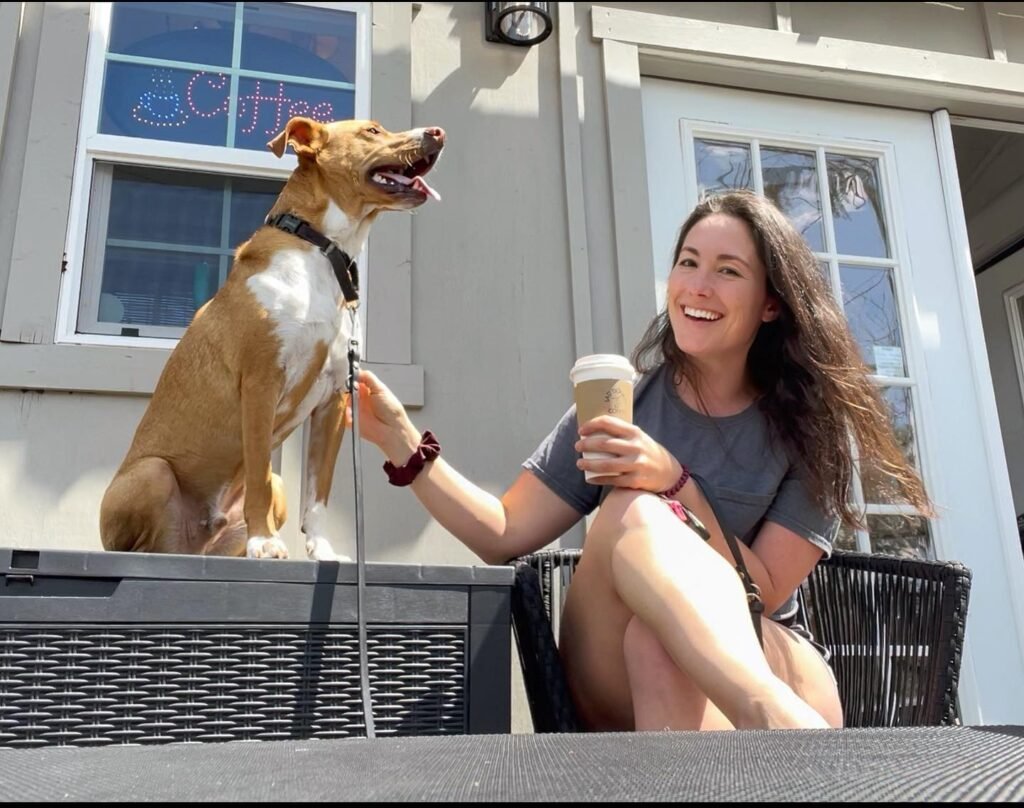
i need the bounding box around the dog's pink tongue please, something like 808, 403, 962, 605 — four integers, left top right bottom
412, 175, 441, 201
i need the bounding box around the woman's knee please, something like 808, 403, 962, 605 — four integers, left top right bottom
590, 490, 682, 548
595, 488, 651, 525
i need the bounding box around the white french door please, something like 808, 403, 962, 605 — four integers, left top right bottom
640, 78, 1024, 724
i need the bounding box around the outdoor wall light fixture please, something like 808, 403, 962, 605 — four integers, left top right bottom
485, 2, 553, 46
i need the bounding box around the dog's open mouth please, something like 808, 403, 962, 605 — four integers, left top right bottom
368, 150, 442, 201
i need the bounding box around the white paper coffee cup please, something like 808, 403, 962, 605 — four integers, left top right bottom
570, 354, 635, 482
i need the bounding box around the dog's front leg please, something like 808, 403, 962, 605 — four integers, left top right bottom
301, 389, 351, 561
242, 378, 290, 559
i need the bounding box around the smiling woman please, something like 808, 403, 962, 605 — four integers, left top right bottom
667, 214, 780, 384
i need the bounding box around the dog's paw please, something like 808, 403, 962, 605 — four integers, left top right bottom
305, 536, 351, 562
246, 536, 290, 559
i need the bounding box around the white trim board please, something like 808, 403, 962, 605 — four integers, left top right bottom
590, 6, 1024, 122
0, 341, 424, 405
933, 108, 1024, 722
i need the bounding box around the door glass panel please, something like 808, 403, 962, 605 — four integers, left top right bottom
827, 154, 889, 258
761, 147, 825, 252
867, 514, 932, 560
839, 263, 905, 377
681, 130, 928, 556
695, 139, 752, 196
861, 387, 919, 503
834, 523, 859, 552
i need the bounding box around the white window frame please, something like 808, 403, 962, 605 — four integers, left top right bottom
677, 119, 936, 555
56, 1, 372, 349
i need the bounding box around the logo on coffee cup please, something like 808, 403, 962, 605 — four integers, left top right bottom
605, 386, 625, 415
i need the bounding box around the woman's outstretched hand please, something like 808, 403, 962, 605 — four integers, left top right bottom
347, 369, 420, 459
575, 415, 682, 492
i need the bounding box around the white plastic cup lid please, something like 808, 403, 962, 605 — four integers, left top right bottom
570, 354, 635, 385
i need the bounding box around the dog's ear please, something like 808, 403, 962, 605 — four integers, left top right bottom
267, 117, 326, 159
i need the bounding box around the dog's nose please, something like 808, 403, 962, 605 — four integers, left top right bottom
423, 127, 445, 147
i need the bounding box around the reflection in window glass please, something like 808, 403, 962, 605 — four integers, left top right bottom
834, 522, 859, 552
761, 148, 824, 252
840, 264, 905, 376
108, 2, 235, 66
99, 246, 220, 328
106, 165, 224, 247
242, 3, 357, 83
81, 164, 283, 334
861, 387, 919, 504
229, 177, 284, 247
827, 154, 889, 258
867, 514, 932, 560
101, 2, 358, 150
695, 139, 752, 197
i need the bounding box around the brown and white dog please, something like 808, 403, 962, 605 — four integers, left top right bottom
99, 117, 444, 560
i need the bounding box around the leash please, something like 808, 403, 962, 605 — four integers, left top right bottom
347, 307, 376, 740
265, 212, 376, 736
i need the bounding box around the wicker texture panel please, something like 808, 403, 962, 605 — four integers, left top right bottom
0, 625, 466, 747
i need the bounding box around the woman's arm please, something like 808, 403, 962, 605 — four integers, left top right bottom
355, 370, 582, 564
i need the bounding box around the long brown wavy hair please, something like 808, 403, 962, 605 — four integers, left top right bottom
631, 190, 931, 530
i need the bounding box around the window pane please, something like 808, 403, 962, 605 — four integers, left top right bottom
242, 3, 357, 83
234, 78, 354, 151
101, 2, 359, 150
827, 154, 889, 258
109, 2, 235, 67
839, 263, 906, 376
695, 139, 752, 196
861, 387, 920, 504
229, 176, 286, 247
81, 165, 284, 336
99, 247, 218, 329
867, 514, 932, 560
834, 523, 859, 552
761, 148, 825, 252
106, 165, 224, 248
101, 64, 230, 147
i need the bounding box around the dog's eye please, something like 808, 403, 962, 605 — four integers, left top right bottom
365, 127, 380, 135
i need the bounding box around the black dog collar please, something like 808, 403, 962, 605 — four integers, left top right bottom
265, 212, 359, 304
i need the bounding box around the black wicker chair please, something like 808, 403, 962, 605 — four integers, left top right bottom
511, 549, 971, 732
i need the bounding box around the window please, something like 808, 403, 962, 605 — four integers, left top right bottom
59, 1, 370, 345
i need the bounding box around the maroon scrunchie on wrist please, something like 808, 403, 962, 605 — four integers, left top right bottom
383, 431, 441, 486
660, 463, 691, 498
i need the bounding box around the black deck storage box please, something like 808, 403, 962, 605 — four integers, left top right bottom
0, 547, 512, 748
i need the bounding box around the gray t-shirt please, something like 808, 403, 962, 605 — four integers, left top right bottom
523, 363, 838, 622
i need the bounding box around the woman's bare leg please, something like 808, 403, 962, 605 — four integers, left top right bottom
623, 615, 734, 730
578, 488, 829, 730
625, 614, 843, 731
